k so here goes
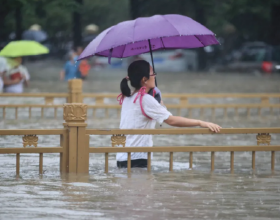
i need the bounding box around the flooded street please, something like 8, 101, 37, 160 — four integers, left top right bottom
1, 60, 280, 219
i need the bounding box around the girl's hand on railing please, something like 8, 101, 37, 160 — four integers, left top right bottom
199, 121, 221, 133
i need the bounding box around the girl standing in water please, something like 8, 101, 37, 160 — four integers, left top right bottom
117, 60, 221, 168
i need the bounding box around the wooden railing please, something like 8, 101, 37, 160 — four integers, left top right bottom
0, 93, 68, 104
2, 91, 279, 104
0, 104, 64, 119
83, 93, 280, 104
0, 79, 279, 120
1, 103, 280, 120
0, 129, 67, 176
87, 128, 280, 173
0, 103, 279, 176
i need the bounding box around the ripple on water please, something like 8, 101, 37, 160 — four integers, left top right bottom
1, 73, 280, 219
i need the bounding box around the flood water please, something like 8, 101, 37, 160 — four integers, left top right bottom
0, 60, 280, 219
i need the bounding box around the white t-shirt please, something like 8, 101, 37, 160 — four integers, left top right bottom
117, 92, 172, 161
0, 57, 8, 93
4, 65, 30, 93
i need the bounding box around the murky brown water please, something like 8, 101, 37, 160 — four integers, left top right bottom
0, 60, 280, 219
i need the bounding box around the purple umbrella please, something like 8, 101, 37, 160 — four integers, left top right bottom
79, 14, 219, 89
79, 14, 218, 60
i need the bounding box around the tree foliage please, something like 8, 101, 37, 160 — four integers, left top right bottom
1, 0, 129, 41
1, 0, 278, 51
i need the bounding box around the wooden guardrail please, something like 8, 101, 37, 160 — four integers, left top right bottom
1, 103, 279, 120
0, 103, 279, 120
83, 93, 280, 104
0, 103, 279, 176
0, 79, 279, 119
0, 129, 67, 176
87, 127, 280, 173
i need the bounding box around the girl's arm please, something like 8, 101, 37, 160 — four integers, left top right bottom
23, 76, 29, 87
2, 73, 21, 85
164, 116, 221, 133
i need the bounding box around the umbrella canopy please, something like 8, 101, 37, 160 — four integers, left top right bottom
22, 30, 48, 42
78, 14, 219, 60
0, 40, 49, 57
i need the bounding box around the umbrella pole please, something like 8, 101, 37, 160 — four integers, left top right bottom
148, 39, 157, 86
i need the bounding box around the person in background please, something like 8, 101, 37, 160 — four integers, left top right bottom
0, 56, 7, 93
60, 52, 79, 81
2, 57, 30, 93
74, 46, 90, 80
75, 46, 83, 58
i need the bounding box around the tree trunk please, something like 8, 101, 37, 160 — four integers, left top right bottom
15, 5, 22, 40
193, 2, 207, 70
130, 0, 140, 19
130, 0, 147, 19
270, 3, 280, 45
0, 0, 13, 43
178, 0, 187, 15
72, 0, 83, 47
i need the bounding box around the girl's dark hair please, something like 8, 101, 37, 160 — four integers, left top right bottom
120, 60, 150, 97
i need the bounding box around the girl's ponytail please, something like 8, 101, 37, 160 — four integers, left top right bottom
120, 78, 131, 97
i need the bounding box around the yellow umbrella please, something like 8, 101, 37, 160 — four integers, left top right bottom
0, 40, 49, 57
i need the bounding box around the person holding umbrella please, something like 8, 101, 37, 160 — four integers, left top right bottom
0, 56, 8, 93
78, 14, 222, 168
0, 57, 22, 92
2, 57, 30, 93
0, 40, 49, 93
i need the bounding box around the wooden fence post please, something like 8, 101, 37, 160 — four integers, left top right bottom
68, 79, 83, 103
63, 103, 89, 174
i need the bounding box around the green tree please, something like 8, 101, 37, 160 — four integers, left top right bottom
82, 0, 129, 31
0, 0, 79, 41
1, 0, 278, 63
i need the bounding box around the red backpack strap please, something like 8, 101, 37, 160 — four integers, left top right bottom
133, 87, 152, 120
117, 93, 125, 105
